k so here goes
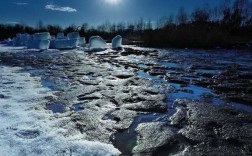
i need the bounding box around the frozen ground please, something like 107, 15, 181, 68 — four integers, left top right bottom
0, 44, 251, 155
0, 65, 120, 156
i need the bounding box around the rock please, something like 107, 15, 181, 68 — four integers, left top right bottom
170, 107, 187, 126
111, 109, 137, 130
133, 122, 176, 155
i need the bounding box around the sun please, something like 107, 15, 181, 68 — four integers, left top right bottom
105, 0, 121, 5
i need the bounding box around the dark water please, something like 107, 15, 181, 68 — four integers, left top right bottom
46, 103, 65, 113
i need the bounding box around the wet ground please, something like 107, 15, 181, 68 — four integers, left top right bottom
0, 45, 251, 156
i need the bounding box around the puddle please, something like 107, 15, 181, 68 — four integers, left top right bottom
72, 103, 85, 112
111, 113, 168, 155
46, 103, 65, 113
196, 69, 220, 74
157, 61, 181, 68
41, 80, 54, 88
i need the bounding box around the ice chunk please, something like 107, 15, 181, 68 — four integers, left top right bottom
78, 37, 86, 46
27, 39, 50, 50
57, 33, 65, 39
88, 36, 108, 50
112, 35, 123, 50
50, 39, 78, 49
33, 32, 51, 40
67, 32, 80, 39
51, 35, 56, 40
12, 37, 22, 46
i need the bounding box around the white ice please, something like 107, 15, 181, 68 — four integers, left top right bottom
112, 35, 123, 49
0, 65, 120, 156
88, 36, 108, 50
67, 32, 80, 39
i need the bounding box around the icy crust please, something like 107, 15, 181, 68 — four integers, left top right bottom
0, 66, 120, 156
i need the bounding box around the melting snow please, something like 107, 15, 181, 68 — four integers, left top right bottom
0, 65, 120, 156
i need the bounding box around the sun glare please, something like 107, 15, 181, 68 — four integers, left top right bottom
105, 0, 121, 5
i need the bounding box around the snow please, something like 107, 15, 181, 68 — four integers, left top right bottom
0, 44, 26, 53
112, 35, 123, 49
67, 32, 80, 39
27, 39, 50, 50
0, 65, 120, 156
33, 32, 51, 40
50, 39, 79, 49
88, 36, 108, 50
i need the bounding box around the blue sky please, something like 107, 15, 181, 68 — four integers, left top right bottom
0, 0, 223, 27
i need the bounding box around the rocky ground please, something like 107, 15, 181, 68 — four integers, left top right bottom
0, 45, 251, 156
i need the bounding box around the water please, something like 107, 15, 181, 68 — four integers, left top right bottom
46, 103, 65, 113
72, 103, 85, 112
111, 113, 168, 155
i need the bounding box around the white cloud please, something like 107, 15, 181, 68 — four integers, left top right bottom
45, 4, 77, 13
13, 2, 28, 5
6, 21, 19, 25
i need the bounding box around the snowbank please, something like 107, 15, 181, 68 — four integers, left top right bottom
0, 65, 121, 156
112, 35, 123, 50
88, 36, 108, 51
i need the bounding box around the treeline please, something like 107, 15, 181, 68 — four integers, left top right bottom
143, 0, 252, 48
1, 0, 252, 48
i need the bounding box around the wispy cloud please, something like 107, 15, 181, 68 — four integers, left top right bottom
13, 2, 28, 6
6, 21, 19, 25
45, 4, 77, 13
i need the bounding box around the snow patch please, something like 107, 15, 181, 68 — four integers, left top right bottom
0, 65, 120, 156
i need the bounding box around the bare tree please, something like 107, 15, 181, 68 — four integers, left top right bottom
177, 7, 188, 24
